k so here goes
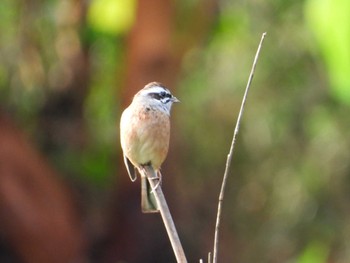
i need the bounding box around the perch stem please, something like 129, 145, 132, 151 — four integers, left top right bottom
142, 166, 188, 263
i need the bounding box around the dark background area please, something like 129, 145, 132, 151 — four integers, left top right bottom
0, 0, 350, 262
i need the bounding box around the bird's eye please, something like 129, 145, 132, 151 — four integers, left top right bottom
160, 91, 166, 97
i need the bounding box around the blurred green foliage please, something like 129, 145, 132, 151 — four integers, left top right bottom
0, 0, 349, 262
305, 0, 350, 105
87, 0, 136, 34
298, 241, 329, 263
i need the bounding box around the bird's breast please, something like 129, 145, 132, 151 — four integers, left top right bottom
120, 105, 170, 170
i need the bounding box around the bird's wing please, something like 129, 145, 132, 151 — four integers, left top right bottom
123, 155, 137, 182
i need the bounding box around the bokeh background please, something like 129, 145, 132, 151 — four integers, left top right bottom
1, 0, 350, 262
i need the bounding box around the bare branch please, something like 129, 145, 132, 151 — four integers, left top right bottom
212, 32, 267, 263
141, 166, 188, 263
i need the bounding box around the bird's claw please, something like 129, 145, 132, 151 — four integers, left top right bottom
150, 171, 162, 193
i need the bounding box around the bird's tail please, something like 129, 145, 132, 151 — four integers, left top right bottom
141, 174, 159, 213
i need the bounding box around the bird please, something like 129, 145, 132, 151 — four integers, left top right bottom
120, 82, 179, 213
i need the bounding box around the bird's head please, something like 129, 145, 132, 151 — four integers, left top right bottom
134, 82, 179, 114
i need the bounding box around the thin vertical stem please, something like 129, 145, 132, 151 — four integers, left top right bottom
212, 32, 267, 263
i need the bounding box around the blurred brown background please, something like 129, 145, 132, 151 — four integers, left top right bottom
0, 0, 350, 262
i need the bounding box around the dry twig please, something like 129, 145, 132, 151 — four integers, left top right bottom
212, 32, 267, 263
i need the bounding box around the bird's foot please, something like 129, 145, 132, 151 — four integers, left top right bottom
150, 171, 162, 193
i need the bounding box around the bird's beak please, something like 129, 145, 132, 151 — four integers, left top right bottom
172, 96, 180, 103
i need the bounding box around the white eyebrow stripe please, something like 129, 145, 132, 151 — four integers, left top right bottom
141, 87, 171, 96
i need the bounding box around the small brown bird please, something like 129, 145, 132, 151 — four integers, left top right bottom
120, 82, 179, 212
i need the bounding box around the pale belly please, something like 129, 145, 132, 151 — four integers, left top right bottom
120, 105, 170, 170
